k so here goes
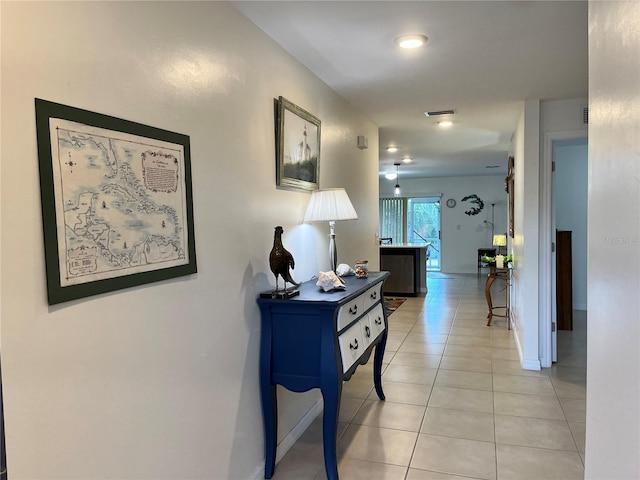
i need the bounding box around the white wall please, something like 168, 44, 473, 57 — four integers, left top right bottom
586, 1, 640, 478
512, 96, 589, 370
379, 175, 507, 274
538, 98, 588, 366
554, 141, 588, 310
0, 2, 379, 479
541, 98, 589, 133
510, 100, 542, 370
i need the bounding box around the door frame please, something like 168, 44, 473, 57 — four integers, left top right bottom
540, 129, 587, 368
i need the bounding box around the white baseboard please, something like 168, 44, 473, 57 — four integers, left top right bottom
248, 398, 324, 480
247, 463, 264, 480
521, 358, 542, 370
511, 323, 541, 371
275, 398, 324, 463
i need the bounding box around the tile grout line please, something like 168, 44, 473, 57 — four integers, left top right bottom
277, 274, 585, 479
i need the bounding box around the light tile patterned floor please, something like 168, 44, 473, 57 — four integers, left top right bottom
270, 273, 587, 480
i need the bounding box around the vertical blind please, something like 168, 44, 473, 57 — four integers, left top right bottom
379, 198, 404, 244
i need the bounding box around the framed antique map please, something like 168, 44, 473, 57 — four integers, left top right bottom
35, 99, 197, 304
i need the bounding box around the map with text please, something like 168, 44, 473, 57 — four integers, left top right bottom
50, 118, 190, 287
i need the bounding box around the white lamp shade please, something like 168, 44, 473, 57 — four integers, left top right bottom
493, 234, 507, 247
303, 188, 358, 222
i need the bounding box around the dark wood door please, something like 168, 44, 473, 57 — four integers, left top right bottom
556, 230, 573, 330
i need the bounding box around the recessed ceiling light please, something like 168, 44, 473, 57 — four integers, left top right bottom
402, 157, 412, 163
385, 172, 398, 180
386, 146, 399, 153
438, 121, 453, 127
395, 34, 428, 49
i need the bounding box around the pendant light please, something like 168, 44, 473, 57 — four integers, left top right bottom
393, 162, 401, 197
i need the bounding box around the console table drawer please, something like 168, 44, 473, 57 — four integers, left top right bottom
338, 321, 365, 373
360, 316, 375, 349
363, 283, 382, 311
360, 303, 385, 348
336, 295, 365, 331
368, 303, 386, 339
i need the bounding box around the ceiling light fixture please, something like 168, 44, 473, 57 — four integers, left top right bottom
395, 34, 428, 49
385, 172, 397, 180
393, 162, 401, 197
386, 146, 398, 153
402, 157, 412, 163
438, 121, 453, 127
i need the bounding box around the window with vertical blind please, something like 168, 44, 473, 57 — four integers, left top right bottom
379, 196, 442, 270
379, 198, 404, 244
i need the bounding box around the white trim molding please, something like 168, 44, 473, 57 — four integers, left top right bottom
248, 398, 324, 480
540, 129, 588, 368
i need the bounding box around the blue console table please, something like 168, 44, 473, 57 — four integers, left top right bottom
257, 271, 390, 480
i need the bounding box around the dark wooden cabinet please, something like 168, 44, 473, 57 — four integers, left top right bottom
379, 246, 427, 296
556, 230, 573, 330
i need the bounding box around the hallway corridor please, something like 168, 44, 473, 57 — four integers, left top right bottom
270, 273, 587, 480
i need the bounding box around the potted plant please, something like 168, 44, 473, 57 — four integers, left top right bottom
481, 255, 496, 266
505, 254, 514, 268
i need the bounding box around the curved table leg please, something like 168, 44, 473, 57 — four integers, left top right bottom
485, 274, 496, 326
261, 383, 277, 478
259, 316, 277, 478
321, 380, 342, 480
373, 332, 387, 400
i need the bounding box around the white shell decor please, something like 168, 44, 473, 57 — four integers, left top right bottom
335, 263, 355, 277
316, 271, 346, 292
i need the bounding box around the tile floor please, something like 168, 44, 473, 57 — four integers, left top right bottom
270, 273, 587, 480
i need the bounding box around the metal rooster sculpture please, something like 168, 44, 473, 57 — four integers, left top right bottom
269, 226, 301, 295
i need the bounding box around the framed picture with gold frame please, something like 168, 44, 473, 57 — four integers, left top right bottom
275, 96, 320, 192
506, 156, 515, 238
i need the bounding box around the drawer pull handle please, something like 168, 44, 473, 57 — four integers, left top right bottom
365, 325, 371, 338
370, 292, 377, 300
375, 316, 382, 325
349, 339, 359, 350
349, 305, 358, 315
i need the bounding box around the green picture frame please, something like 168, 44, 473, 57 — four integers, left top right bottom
35, 99, 197, 304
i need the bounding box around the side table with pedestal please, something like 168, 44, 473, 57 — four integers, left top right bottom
257, 272, 390, 480
485, 266, 511, 329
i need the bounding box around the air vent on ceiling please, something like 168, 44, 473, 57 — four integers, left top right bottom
424, 109, 456, 117
581, 105, 589, 127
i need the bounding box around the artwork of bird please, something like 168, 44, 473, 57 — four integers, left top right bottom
269, 226, 301, 293
461, 194, 485, 216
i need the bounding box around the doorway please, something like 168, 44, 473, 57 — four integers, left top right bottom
540, 129, 588, 368
552, 138, 588, 364
407, 197, 441, 271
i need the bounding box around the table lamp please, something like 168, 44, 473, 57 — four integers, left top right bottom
304, 188, 358, 272
493, 234, 507, 255
493, 234, 507, 268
